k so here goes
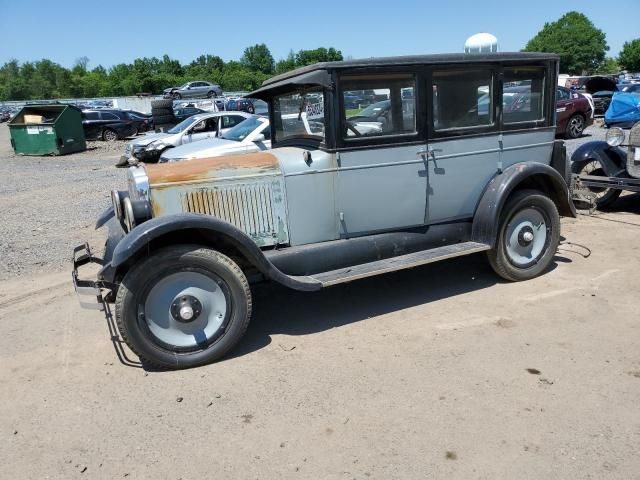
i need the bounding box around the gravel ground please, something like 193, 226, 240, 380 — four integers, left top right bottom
0, 122, 609, 280
0, 124, 129, 279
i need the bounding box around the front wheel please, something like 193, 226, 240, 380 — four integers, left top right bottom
172, 92, 182, 100
115, 246, 252, 369
487, 190, 560, 282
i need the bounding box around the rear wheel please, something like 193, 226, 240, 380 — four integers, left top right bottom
565, 114, 585, 139
207, 90, 217, 98
102, 128, 118, 141
115, 246, 252, 369
572, 160, 621, 209
487, 190, 560, 282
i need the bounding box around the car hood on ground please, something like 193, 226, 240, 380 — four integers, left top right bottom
130, 132, 171, 147
160, 138, 242, 160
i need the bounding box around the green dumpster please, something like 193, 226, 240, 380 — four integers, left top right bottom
9, 104, 86, 155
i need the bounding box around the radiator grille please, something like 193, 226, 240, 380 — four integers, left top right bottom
181, 182, 283, 243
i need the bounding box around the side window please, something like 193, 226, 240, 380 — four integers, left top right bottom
557, 87, 570, 101
223, 115, 243, 128
83, 111, 99, 120
100, 112, 119, 121
191, 120, 206, 132
341, 74, 416, 139
432, 69, 493, 131
503, 68, 545, 124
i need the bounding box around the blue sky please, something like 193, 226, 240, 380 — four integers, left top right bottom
1, 0, 637, 69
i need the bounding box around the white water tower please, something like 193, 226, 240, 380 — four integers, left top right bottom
464, 33, 499, 53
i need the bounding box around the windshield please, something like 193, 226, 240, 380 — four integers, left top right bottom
273, 90, 325, 143
221, 116, 263, 141
167, 115, 200, 134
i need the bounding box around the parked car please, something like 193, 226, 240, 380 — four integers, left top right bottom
119, 111, 251, 166
618, 83, 640, 94
124, 111, 154, 135
571, 123, 640, 209
73, 52, 575, 369
556, 86, 593, 139
81, 109, 136, 141
159, 115, 270, 162
163, 81, 223, 99
223, 98, 256, 114
0, 110, 10, 122
583, 77, 619, 116
173, 106, 207, 123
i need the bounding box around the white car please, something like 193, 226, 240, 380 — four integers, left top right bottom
159, 115, 271, 163
118, 111, 252, 166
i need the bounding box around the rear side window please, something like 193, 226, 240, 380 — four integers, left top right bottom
432, 69, 493, 131
83, 111, 99, 120
340, 73, 416, 139
101, 112, 119, 121
503, 67, 545, 124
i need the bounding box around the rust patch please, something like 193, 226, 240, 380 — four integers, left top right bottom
146, 152, 280, 185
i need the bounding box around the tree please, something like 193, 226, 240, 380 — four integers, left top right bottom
523, 11, 608, 75
594, 57, 619, 75
618, 39, 640, 72
240, 44, 274, 74
295, 47, 343, 67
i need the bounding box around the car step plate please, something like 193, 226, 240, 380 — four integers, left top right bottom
309, 241, 491, 287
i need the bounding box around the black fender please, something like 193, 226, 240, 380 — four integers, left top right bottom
471, 162, 576, 247
570, 141, 627, 177
109, 213, 321, 291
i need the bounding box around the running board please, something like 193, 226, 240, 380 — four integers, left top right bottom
304, 241, 491, 287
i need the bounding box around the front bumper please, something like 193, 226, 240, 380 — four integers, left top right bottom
72, 243, 105, 310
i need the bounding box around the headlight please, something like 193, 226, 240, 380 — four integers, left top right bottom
127, 166, 150, 201
147, 141, 168, 151
606, 127, 625, 147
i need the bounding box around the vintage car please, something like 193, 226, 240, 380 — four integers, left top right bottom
73, 52, 575, 369
571, 122, 640, 208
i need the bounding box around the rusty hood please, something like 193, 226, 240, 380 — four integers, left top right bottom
145, 152, 281, 186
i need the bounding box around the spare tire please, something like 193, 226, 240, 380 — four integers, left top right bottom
151, 99, 174, 109
153, 114, 175, 125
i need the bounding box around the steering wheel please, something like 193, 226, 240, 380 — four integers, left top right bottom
346, 120, 362, 137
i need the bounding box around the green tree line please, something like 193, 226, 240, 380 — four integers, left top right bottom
0, 44, 343, 101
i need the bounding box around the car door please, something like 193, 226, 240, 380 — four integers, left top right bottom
334, 73, 427, 236
556, 87, 572, 131
182, 117, 217, 144
426, 68, 500, 223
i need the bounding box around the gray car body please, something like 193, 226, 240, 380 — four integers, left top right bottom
123, 112, 252, 161
163, 81, 223, 98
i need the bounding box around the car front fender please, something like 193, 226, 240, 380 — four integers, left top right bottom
570, 141, 627, 177
109, 213, 321, 291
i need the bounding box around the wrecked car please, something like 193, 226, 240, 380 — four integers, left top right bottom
571, 122, 640, 208
73, 52, 575, 369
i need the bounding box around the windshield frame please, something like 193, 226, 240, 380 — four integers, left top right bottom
270, 87, 327, 149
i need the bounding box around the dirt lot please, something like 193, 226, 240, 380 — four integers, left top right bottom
1, 124, 640, 479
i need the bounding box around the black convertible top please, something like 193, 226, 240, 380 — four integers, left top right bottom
248, 52, 558, 99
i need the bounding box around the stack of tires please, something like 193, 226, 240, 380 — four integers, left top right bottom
151, 99, 176, 130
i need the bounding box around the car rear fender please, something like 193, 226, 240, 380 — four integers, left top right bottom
472, 161, 576, 247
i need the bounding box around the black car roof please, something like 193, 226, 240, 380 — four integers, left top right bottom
262, 52, 559, 87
